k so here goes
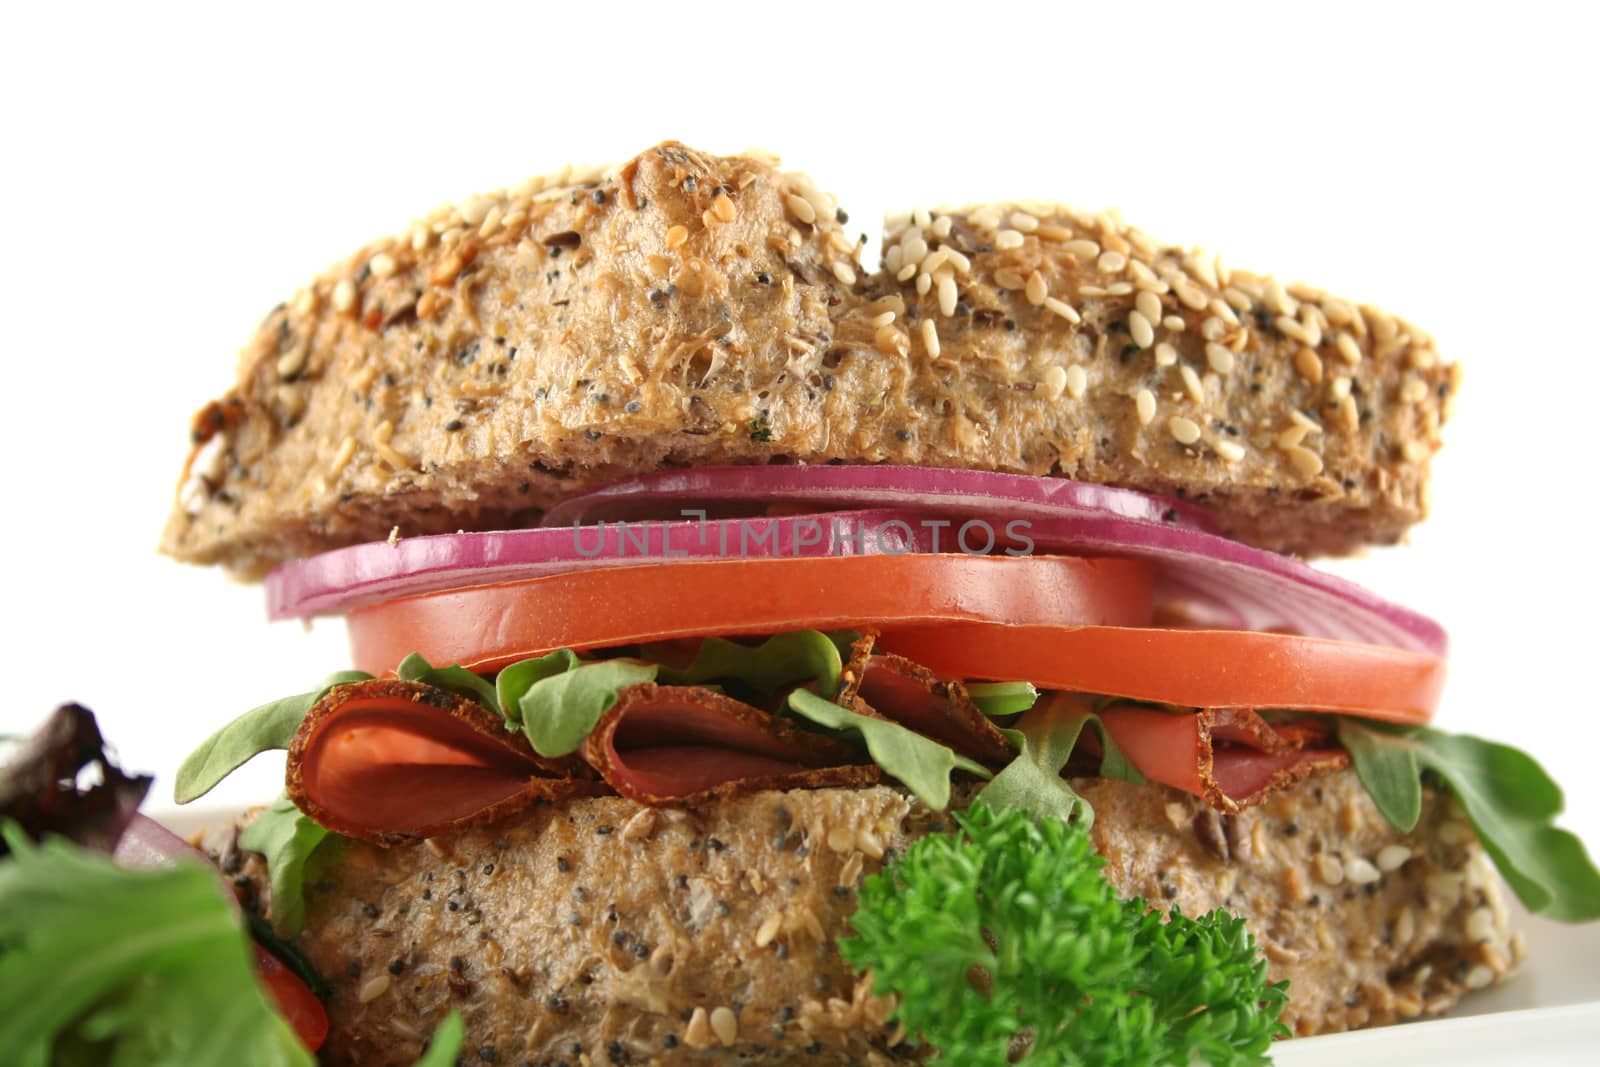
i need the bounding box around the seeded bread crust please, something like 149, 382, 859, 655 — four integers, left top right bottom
162, 142, 1459, 575
210, 772, 1515, 1065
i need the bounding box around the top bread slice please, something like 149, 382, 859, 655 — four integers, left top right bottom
161, 141, 1459, 576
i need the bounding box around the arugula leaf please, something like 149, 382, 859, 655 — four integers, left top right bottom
980, 694, 1144, 828
966, 681, 1039, 719
786, 689, 990, 810
656, 630, 844, 697
0, 822, 313, 1067
413, 1011, 465, 1066
842, 803, 1287, 1067
1338, 720, 1600, 922
174, 670, 373, 804
397, 654, 502, 715
495, 649, 581, 727
514, 659, 659, 757
237, 795, 337, 937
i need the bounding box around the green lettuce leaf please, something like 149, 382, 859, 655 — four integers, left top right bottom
966, 681, 1040, 719
0, 822, 313, 1067
980, 695, 1144, 828
174, 670, 373, 804
510, 658, 659, 757
786, 689, 990, 810
1338, 720, 1600, 922
412, 1011, 465, 1066
494, 649, 582, 727
656, 630, 844, 697
237, 796, 337, 937
396, 654, 501, 715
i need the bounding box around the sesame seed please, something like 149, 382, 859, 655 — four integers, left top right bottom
1097, 250, 1128, 273
478, 203, 503, 239
1407, 346, 1438, 370
884, 245, 903, 273
1205, 342, 1235, 375
1277, 424, 1310, 450
1040, 365, 1068, 401
1394, 908, 1416, 945
1465, 965, 1496, 991
330, 435, 356, 477
1339, 394, 1360, 432
1345, 856, 1381, 884
684, 1007, 713, 1050
1173, 279, 1208, 311
1154, 342, 1178, 367
1042, 297, 1080, 323
710, 1006, 739, 1046
1062, 239, 1100, 260
1466, 906, 1496, 943
1315, 854, 1344, 886
1376, 845, 1412, 872
1330, 375, 1353, 400
1401, 377, 1430, 404
1105, 282, 1133, 296
1199, 315, 1228, 342
1008, 210, 1039, 233
1024, 270, 1047, 307
1036, 223, 1072, 241
943, 248, 972, 275
276, 344, 308, 379
665, 224, 689, 249
994, 268, 1025, 290
900, 235, 928, 265
1127, 310, 1155, 349
1064, 364, 1087, 399
937, 273, 958, 317
712, 193, 737, 222
1276, 316, 1313, 344
785, 194, 817, 225
825, 826, 854, 853
1285, 444, 1324, 478
332, 278, 357, 313
870, 310, 896, 328
1162, 315, 1186, 332
359, 974, 393, 1003
831, 261, 856, 286
916, 272, 932, 296
1168, 416, 1201, 445
1136, 388, 1156, 424
369, 252, 397, 278
755, 913, 783, 948
1179, 365, 1205, 404
1294, 347, 1324, 383
896, 263, 917, 282
932, 215, 953, 238
994, 228, 1025, 251
913, 205, 932, 229
920, 318, 940, 358
457, 195, 491, 227
1215, 439, 1246, 463
1264, 277, 1297, 316
1402, 439, 1430, 463
921, 248, 949, 275
1135, 290, 1163, 324
1208, 298, 1240, 327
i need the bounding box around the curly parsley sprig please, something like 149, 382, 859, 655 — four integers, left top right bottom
841, 803, 1289, 1067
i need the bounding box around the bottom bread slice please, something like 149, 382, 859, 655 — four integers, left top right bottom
210, 769, 1520, 1065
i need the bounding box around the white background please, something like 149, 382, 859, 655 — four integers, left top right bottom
2, 1, 1596, 852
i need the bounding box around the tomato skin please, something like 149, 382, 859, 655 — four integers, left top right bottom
346, 555, 1154, 675
252, 942, 328, 1052
878, 623, 1443, 725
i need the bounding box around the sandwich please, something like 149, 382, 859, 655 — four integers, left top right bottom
74, 141, 1600, 1063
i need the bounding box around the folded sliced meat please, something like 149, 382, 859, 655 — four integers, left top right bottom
1094, 705, 1348, 813
288, 680, 602, 844
838, 634, 1016, 767
583, 683, 880, 804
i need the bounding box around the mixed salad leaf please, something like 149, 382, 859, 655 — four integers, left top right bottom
979, 694, 1144, 828
0, 821, 314, 1067
236, 796, 336, 937
842, 802, 1288, 1066
1339, 720, 1600, 921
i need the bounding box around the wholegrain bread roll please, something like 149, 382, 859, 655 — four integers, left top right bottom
209, 773, 1515, 1065
162, 142, 1457, 576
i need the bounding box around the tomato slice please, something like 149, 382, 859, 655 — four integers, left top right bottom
346, 555, 1154, 675
878, 623, 1442, 725
252, 942, 328, 1052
